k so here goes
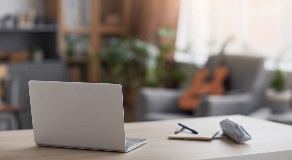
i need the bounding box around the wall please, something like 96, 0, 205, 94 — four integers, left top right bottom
130, 0, 180, 41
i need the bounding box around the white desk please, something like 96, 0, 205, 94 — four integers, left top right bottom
1, 115, 292, 160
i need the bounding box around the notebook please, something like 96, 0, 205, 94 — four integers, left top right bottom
168, 128, 219, 141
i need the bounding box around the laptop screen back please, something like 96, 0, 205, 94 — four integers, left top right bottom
29, 81, 126, 151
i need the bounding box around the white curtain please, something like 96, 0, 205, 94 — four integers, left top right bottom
175, 0, 292, 71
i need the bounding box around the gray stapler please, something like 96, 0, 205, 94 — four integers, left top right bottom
219, 118, 252, 144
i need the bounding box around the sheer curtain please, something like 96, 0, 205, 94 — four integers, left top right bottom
175, 0, 292, 70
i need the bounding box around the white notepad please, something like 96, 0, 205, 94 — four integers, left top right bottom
168, 128, 219, 141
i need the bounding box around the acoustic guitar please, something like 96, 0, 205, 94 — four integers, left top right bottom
178, 37, 233, 111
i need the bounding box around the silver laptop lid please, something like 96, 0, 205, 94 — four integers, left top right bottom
29, 81, 126, 151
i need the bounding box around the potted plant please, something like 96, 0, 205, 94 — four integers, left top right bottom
99, 37, 158, 107
65, 35, 90, 59
146, 27, 185, 88
266, 51, 291, 113
99, 27, 186, 107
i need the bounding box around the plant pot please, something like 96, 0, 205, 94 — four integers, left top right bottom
122, 87, 137, 109
266, 89, 292, 114
269, 101, 290, 114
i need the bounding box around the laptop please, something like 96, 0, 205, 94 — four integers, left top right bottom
28, 81, 148, 152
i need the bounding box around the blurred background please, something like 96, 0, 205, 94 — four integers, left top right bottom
0, 0, 292, 131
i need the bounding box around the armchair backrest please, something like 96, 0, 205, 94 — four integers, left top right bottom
206, 55, 266, 93
205, 55, 268, 113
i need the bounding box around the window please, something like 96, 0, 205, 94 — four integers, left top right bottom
175, 0, 292, 70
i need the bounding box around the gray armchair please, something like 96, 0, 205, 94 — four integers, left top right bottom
136, 55, 268, 121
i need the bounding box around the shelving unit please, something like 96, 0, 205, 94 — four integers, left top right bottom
0, 26, 57, 33
57, 0, 132, 82
0, 0, 59, 60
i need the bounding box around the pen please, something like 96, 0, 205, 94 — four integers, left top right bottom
178, 123, 198, 134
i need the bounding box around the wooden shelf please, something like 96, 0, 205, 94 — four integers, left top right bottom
63, 28, 91, 34
0, 26, 57, 33
66, 57, 88, 64
100, 25, 127, 35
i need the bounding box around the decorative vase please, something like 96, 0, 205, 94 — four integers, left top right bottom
266, 88, 292, 114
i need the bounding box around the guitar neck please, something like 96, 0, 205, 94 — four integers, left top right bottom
215, 36, 234, 66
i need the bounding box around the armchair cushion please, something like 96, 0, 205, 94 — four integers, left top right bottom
195, 94, 254, 117
136, 88, 188, 121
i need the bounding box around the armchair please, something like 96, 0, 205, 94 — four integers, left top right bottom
136, 55, 268, 121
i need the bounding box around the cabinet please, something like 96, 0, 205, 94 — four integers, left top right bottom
57, 0, 132, 82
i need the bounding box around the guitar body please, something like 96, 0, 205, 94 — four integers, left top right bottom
179, 65, 229, 111
179, 37, 233, 111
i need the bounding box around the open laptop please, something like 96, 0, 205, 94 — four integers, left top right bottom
28, 81, 148, 152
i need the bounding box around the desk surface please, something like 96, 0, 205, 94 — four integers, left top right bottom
1, 115, 292, 160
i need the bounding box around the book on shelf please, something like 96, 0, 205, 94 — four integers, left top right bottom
63, 0, 91, 29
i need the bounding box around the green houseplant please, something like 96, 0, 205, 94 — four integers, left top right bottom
266, 49, 291, 113
65, 35, 90, 59
146, 27, 185, 88
99, 28, 186, 107
99, 37, 158, 107
99, 37, 157, 88
100, 27, 185, 89
271, 69, 286, 92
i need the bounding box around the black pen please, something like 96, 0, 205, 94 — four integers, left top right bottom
178, 123, 198, 134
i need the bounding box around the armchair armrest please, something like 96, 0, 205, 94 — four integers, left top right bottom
135, 88, 183, 121
195, 94, 255, 117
